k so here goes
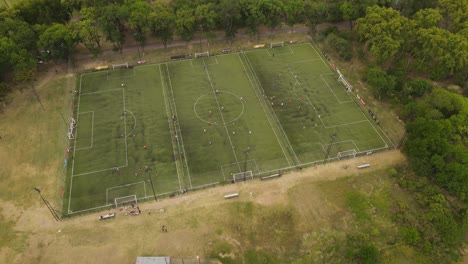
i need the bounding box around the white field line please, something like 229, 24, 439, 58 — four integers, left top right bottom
106, 181, 146, 204
165, 64, 193, 189
122, 89, 128, 167
320, 139, 360, 154
68, 74, 84, 213
352, 98, 389, 148
289, 58, 322, 64
76, 111, 94, 150
307, 43, 333, 70
253, 159, 260, 174
124, 110, 137, 137
266, 45, 294, 56
68, 204, 112, 214
320, 74, 352, 104
237, 53, 291, 166
190, 57, 219, 67
202, 59, 242, 173
159, 64, 183, 190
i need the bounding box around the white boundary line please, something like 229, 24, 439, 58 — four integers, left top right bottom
238, 53, 293, 166
159, 64, 183, 190
289, 58, 322, 64
122, 89, 129, 167
320, 139, 360, 155
106, 181, 146, 205
76, 111, 94, 150
320, 74, 352, 104
202, 58, 242, 173
266, 45, 294, 56
165, 64, 193, 189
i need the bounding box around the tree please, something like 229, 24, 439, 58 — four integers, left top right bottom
365, 66, 396, 100
195, 3, 219, 47
415, 27, 468, 79
150, 6, 176, 49
325, 33, 352, 61
37, 23, 80, 62
76, 7, 102, 58
412, 8, 442, 29
283, 0, 304, 30
99, 4, 129, 54
0, 37, 35, 82
240, 0, 266, 42
127, 1, 152, 60
340, 0, 379, 30
14, 0, 72, 25
0, 17, 38, 52
175, 7, 196, 43
218, 0, 242, 42
356, 6, 411, 64
260, 0, 284, 33
303, 0, 327, 34
439, 0, 468, 33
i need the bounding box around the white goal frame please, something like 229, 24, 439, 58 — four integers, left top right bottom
337, 149, 357, 159
232, 170, 253, 182
194, 51, 210, 59
337, 69, 352, 91
270, 41, 284, 48
67, 117, 76, 140
114, 195, 137, 208
112, 62, 129, 70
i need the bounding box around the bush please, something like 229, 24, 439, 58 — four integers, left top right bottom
325, 33, 352, 61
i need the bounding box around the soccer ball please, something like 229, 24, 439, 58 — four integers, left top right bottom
121, 84, 124, 87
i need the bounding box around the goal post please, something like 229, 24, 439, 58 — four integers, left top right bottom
336, 69, 352, 91
112, 62, 129, 70
194, 51, 210, 59
114, 195, 137, 208
270, 41, 284, 48
337, 149, 357, 159
232, 170, 253, 182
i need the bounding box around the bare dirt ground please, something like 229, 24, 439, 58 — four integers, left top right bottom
0, 150, 405, 264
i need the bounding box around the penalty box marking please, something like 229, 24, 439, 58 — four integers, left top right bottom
106, 181, 147, 205
76, 111, 94, 150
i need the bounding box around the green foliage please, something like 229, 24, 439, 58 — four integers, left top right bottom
412, 8, 442, 28
402, 79, 432, 98
150, 5, 176, 49
14, 0, 72, 25
365, 66, 396, 100
345, 233, 380, 264
37, 23, 80, 62
388, 167, 398, 177
218, 0, 242, 41
98, 3, 129, 53
175, 7, 196, 42
75, 7, 102, 58
356, 6, 411, 64
244, 250, 280, 264
325, 33, 352, 61
127, 1, 152, 53
401, 226, 421, 245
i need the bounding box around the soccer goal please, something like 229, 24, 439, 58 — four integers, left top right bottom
194, 51, 210, 59
67, 117, 76, 140
337, 149, 357, 159
114, 195, 137, 208
232, 170, 253, 182
112, 62, 129, 70
337, 69, 352, 91
270, 41, 284, 48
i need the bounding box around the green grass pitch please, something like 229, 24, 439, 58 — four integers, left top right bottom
63, 43, 391, 214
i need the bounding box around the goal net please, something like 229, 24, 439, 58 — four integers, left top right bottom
115, 195, 137, 208
232, 170, 253, 182
270, 41, 284, 48
67, 118, 76, 140
337, 149, 357, 159
112, 62, 129, 70
337, 69, 352, 91
194, 51, 210, 59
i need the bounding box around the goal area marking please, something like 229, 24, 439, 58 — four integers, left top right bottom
106, 67, 136, 80
266, 46, 294, 56
194, 51, 210, 58
337, 149, 358, 159
106, 181, 146, 206
190, 57, 218, 67
232, 170, 254, 182
221, 159, 260, 180
114, 195, 137, 208
75, 111, 94, 150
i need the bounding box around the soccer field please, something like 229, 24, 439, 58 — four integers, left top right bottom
63, 43, 391, 215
